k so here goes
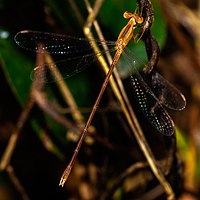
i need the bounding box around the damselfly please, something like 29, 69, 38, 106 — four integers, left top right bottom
14, 11, 186, 186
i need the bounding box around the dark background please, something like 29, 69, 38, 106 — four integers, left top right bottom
0, 0, 199, 199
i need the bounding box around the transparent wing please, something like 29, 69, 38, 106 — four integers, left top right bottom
130, 75, 174, 136
14, 30, 115, 83
14, 30, 115, 56
123, 48, 177, 136
123, 48, 186, 111
143, 70, 186, 111
31, 54, 99, 83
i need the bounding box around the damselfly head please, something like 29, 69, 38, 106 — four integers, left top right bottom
123, 11, 143, 24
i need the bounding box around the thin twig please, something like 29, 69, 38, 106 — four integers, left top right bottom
0, 98, 34, 170
160, 0, 200, 71
32, 54, 113, 149
6, 165, 31, 200
84, 0, 175, 199
101, 162, 149, 200
0, 43, 46, 170
45, 54, 85, 127
68, 0, 84, 27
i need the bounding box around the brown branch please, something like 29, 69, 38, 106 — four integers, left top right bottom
6, 165, 30, 200
0, 97, 34, 170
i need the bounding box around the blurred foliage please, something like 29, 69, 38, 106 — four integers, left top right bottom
0, 0, 167, 108
0, 0, 167, 150
0, 0, 199, 199
0, 31, 33, 105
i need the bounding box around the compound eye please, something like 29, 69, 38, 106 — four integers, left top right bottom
123, 11, 134, 19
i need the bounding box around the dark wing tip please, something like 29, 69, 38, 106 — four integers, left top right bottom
14, 30, 27, 46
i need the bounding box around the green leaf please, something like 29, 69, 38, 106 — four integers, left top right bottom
98, 0, 167, 78
0, 29, 68, 154
0, 30, 33, 105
